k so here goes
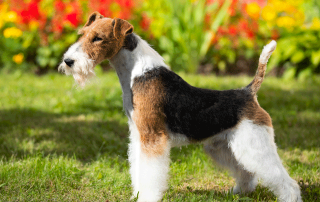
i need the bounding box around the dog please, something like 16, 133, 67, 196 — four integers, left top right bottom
58, 12, 302, 202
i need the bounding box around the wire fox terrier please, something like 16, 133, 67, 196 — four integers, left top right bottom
59, 12, 302, 202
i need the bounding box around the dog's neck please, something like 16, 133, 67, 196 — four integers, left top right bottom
109, 34, 167, 117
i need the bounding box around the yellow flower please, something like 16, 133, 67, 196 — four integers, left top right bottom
294, 11, 305, 26
0, 4, 8, 13
3, 27, 23, 38
276, 16, 295, 29
311, 17, 320, 30
4, 11, 18, 22
269, 0, 286, 12
246, 2, 260, 19
262, 6, 276, 21
13, 53, 24, 64
66, 5, 73, 13
283, 5, 296, 14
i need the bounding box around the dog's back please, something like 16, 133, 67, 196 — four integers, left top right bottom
132, 66, 264, 141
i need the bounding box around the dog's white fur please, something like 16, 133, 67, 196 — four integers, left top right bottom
128, 123, 171, 201
60, 35, 301, 202
58, 42, 95, 87
259, 40, 277, 64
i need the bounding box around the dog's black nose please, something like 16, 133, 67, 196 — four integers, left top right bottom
64, 58, 74, 67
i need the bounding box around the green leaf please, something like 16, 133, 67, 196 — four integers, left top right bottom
48, 58, 58, 68
38, 47, 52, 57
199, 31, 213, 58
283, 68, 296, 80
36, 56, 48, 67
200, 0, 231, 57
65, 33, 78, 44
205, 2, 218, 13
209, 0, 231, 31
159, 36, 174, 53
97, 172, 102, 179
0, 183, 7, 188
298, 68, 312, 81
311, 50, 320, 66
282, 44, 297, 60
291, 51, 305, 63
22, 33, 34, 49
218, 61, 226, 72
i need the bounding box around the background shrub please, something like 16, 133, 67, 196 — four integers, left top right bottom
0, 0, 319, 77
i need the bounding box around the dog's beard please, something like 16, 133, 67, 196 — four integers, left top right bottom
58, 43, 95, 87
58, 59, 95, 87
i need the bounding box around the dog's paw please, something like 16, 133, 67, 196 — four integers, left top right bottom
231, 185, 241, 194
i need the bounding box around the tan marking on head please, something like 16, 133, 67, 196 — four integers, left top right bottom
77, 12, 134, 65
243, 98, 273, 127
132, 77, 169, 157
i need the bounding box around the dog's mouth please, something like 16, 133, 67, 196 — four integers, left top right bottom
58, 57, 95, 87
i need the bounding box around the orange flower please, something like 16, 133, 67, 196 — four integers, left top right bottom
246, 2, 260, 19
13, 53, 24, 64
262, 6, 276, 21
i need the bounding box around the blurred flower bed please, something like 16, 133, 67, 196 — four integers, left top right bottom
0, 0, 319, 78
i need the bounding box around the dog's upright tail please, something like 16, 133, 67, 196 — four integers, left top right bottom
246, 40, 277, 95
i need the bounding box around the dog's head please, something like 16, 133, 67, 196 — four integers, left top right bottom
58, 12, 133, 86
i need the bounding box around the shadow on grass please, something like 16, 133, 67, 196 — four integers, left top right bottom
0, 108, 129, 162
169, 185, 276, 201
0, 79, 319, 163
299, 180, 320, 202
171, 181, 320, 201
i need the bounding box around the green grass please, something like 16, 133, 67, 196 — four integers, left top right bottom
0, 70, 319, 201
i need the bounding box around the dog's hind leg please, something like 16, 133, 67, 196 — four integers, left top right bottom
204, 133, 258, 194
228, 120, 302, 202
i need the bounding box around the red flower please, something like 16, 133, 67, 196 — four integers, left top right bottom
226, 0, 239, 16
271, 30, 279, 40
239, 20, 249, 31
65, 13, 80, 27
17, 0, 41, 24
246, 29, 255, 39
118, 0, 134, 8
228, 25, 238, 36
55, 0, 65, 12
217, 27, 227, 35
140, 13, 151, 31
88, 0, 134, 19
13, 0, 46, 31
28, 1, 40, 19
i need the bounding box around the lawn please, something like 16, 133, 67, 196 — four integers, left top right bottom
0, 70, 319, 201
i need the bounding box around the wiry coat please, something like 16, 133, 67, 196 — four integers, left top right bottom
59, 12, 302, 202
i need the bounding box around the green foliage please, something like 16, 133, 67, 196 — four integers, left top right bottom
0, 23, 78, 72
142, 0, 231, 73
0, 72, 319, 201
269, 30, 320, 80
36, 33, 78, 69
0, 24, 29, 70
1, 0, 320, 77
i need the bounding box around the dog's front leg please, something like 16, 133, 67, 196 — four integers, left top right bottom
128, 122, 171, 202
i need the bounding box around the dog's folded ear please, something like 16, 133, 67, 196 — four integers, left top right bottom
112, 18, 134, 39
78, 12, 104, 34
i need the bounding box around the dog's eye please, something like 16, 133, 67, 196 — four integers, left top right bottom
92, 37, 102, 42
